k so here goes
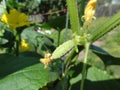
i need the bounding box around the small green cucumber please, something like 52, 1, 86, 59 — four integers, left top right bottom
52, 40, 75, 59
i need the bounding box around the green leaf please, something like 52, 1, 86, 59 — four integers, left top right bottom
22, 26, 40, 39
48, 29, 73, 46
85, 67, 120, 90
42, 15, 67, 30
0, 30, 14, 48
22, 26, 55, 52
90, 45, 109, 54
90, 45, 120, 66
68, 63, 84, 90
87, 67, 114, 81
66, 0, 80, 33
6, 0, 24, 10
0, 0, 5, 16
0, 63, 59, 90
70, 73, 82, 85
90, 11, 120, 42
52, 40, 75, 59
0, 53, 41, 78
70, 66, 120, 90
0, 38, 8, 45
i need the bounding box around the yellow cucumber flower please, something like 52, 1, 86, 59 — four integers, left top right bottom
1, 9, 30, 30
83, 0, 97, 26
40, 51, 53, 68
19, 39, 30, 52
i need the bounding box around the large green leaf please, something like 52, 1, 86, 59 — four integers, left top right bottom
69, 63, 89, 84
70, 66, 120, 90
85, 67, 120, 90
90, 45, 120, 66
87, 66, 114, 80
0, 53, 41, 78
0, 63, 59, 90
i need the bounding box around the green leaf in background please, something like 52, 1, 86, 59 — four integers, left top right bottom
22, 26, 40, 40
70, 72, 82, 86
68, 62, 85, 89
68, 62, 90, 89
90, 45, 120, 66
87, 67, 114, 81
85, 67, 120, 90
47, 28, 73, 47
6, 0, 24, 10
90, 44, 110, 55
0, 30, 14, 48
90, 11, 120, 42
0, 63, 59, 90
21, 26, 55, 53
66, 0, 80, 33
0, 38, 8, 45
42, 15, 66, 30
0, 0, 6, 17
70, 66, 120, 90
24, 0, 41, 14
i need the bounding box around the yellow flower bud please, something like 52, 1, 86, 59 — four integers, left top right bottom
83, 0, 97, 26
19, 39, 30, 52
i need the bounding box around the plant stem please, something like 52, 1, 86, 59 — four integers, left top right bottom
80, 42, 90, 90
66, 0, 80, 33
64, 11, 69, 42
57, 29, 61, 46
15, 31, 20, 56
79, 0, 86, 26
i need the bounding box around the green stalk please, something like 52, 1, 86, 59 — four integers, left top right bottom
80, 42, 90, 90
57, 30, 61, 46
15, 31, 20, 56
79, 0, 86, 26
66, 0, 80, 34
91, 11, 120, 42
64, 11, 69, 42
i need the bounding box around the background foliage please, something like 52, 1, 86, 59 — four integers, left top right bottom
0, 0, 120, 90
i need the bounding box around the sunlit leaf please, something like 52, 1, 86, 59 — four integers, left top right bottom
90, 45, 120, 66
0, 53, 41, 78
0, 63, 59, 90
70, 66, 120, 90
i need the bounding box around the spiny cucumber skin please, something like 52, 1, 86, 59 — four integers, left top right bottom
52, 40, 75, 59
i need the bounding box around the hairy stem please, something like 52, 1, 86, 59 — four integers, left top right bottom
80, 42, 90, 90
